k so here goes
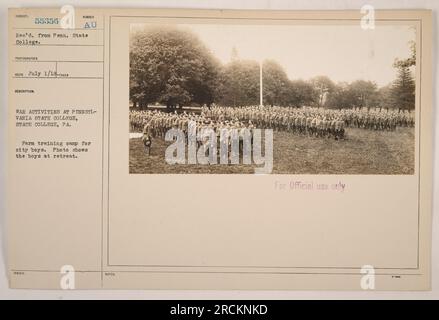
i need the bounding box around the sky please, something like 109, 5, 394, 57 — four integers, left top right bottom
132, 23, 416, 87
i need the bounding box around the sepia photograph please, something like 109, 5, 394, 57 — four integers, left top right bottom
5, 5, 434, 294
129, 23, 417, 174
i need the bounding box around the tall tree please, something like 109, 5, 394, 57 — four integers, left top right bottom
348, 80, 378, 109
215, 60, 260, 106
390, 66, 415, 110
262, 60, 290, 107
325, 82, 356, 109
377, 84, 394, 110
394, 40, 416, 69
389, 39, 416, 110
130, 26, 220, 109
287, 80, 317, 107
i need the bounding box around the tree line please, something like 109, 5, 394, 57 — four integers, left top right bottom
130, 26, 415, 110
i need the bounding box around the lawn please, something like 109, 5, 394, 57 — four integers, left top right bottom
129, 127, 415, 175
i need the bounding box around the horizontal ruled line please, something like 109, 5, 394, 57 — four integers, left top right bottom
13, 76, 103, 79
13, 27, 104, 30
14, 44, 103, 47
13, 60, 104, 63
10, 269, 424, 276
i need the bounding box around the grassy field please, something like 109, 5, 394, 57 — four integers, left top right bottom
129, 127, 415, 174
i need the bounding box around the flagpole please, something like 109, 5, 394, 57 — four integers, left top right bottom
259, 60, 263, 107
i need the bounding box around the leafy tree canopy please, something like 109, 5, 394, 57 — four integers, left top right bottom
130, 26, 220, 108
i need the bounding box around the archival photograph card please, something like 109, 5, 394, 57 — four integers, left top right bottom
7, 8, 433, 290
